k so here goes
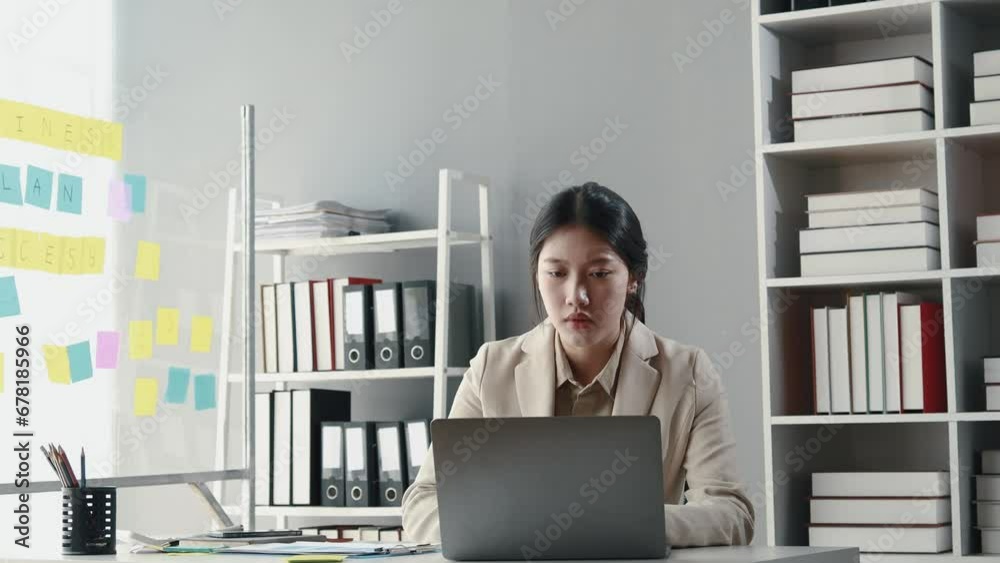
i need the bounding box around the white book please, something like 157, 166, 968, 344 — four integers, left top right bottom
254, 393, 272, 505
883, 292, 921, 413
976, 49, 1000, 77
813, 307, 832, 414
261, 285, 278, 373
811, 497, 951, 525
312, 280, 334, 372
800, 247, 940, 277
976, 75, 1000, 102
978, 502, 1000, 528
291, 390, 313, 505
900, 304, 926, 411
275, 283, 296, 373
978, 475, 1000, 500
978, 215, 1000, 242
808, 205, 938, 229
982, 528, 1000, 554
272, 390, 293, 505
293, 281, 315, 373
812, 472, 951, 497
806, 188, 938, 213
984, 450, 1000, 474
795, 110, 933, 143
865, 294, 885, 413
828, 308, 851, 414
792, 83, 933, 120
986, 358, 1000, 385
977, 240, 1000, 269
972, 100, 1000, 127
799, 222, 939, 254
792, 57, 934, 93
989, 385, 1000, 412
849, 296, 868, 414
809, 525, 951, 553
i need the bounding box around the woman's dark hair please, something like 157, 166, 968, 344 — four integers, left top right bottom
529, 182, 648, 328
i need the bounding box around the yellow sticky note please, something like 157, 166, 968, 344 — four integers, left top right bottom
134, 378, 158, 417
129, 320, 153, 359
43, 345, 70, 384
14, 230, 39, 271
156, 307, 180, 346
60, 237, 83, 275
40, 233, 62, 274
190, 316, 212, 353
0, 228, 13, 268
135, 240, 160, 281
81, 237, 105, 274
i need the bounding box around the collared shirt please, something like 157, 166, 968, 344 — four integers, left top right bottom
554, 323, 627, 417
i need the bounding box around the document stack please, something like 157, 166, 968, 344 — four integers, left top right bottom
809, 472, 952, 553
811, 294, 945, 414
971, 49, 1000, 127
256, 200, 391, 241
976, 214, 1000, 270
977, 450, 1000, 553
300, 525, 410, 542
791, 57, 934, 142
986, 358, 1000, 411
800, 187, 940, 277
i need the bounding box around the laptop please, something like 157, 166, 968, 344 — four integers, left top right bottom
432, 416, 669, 561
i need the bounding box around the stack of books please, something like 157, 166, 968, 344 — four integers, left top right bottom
811, 294, 945, 415
976, 214, 1000, 269
809, 471, 952, 553
986, 358, 1000, 411
971, 49, 1000, 127
301, 525, 409, 542
256, 201, 391, 240
800, 187, 940, 277
977, 450, 1000, 553
791, 57, 934, 142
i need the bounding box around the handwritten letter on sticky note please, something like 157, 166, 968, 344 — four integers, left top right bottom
56, 174, 82, 215
156, 307, 180, 346
24, 166, 53, 209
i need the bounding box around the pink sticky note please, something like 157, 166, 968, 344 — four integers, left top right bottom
107, 180, 132, 222
95, 331, 120, 369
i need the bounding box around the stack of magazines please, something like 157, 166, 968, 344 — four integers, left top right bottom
256, 201, 391, 240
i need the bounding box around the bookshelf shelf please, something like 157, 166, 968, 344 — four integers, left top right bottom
766, 271, 946, 288
225, 367, 466, 384
249, 229, 488, 257
757, 0, 934, 44
771, 413, 952, 425
255, 506, 402, 519
761, 131, 938, 163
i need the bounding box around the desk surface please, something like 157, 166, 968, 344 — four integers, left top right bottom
15, 545, 858, 563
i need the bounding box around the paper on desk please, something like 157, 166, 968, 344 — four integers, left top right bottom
221, 541, 438, 556
287, 556, 347, 563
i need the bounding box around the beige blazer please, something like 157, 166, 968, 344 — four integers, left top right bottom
400, 315, 755, 547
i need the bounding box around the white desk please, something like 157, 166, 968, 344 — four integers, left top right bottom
17, 546, 857, 562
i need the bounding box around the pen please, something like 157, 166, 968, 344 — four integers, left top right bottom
81, 448, 86, 489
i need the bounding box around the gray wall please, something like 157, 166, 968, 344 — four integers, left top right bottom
113, 0, 762, 541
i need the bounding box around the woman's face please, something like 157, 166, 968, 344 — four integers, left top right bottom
536, 225, 635, 350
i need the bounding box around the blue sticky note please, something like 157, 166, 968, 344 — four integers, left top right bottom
24, 166, 53, 209
56, 174, 83, 214
0, 276, 21, 318
0, 165, 23, 206
165, 367, 191, 404
125, 174, 147, 213
66, 341, 93, 383
193, 374, 217, 411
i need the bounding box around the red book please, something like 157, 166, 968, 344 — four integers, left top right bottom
899, 302, 946, 413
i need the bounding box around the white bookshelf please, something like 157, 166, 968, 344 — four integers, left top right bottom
752, 0, 1000, 559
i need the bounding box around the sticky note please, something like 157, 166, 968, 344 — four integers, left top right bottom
0, 229, 13, 268
0, 276, 21, 318
56, 174, 83, 214
40, 233, 62, 274
107, 180, 131, 222
60, 237, 83, 275
129, 320, 153, 359
125, 174, 147, 213
14, 230, 39, 271
135, 240, 160, 281
66, 341, 93, 383
193, 374, 217, 411
165, 367, 191, 404
190, 316, 212, 353
95, 331, 120, 369
81, 237, 105, 274
24, 166, 53, 209
156, 307, 180, 345
0, 164, 22, 206
134, 378, 158, 417
44, 345, 70, 384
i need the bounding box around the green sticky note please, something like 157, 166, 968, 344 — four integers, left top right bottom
165, 367, 191, 404
24, 166, 53, 209
193, 374, 216, 411
0, 165, 22, 206
66, 341, 93, 383
0, 276, 21, 318
125, 174, 146, 213
56, 174, 83, 214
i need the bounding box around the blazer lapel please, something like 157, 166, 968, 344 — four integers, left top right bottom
611, 316, 662, 417
513, 319, 557, 417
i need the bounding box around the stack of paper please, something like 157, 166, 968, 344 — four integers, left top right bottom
256, 201, 391, 240
976, 214, 1000, 269
220, 541, 439, 556
986, 358, 1000, 411
978, 450, 1000, 553
971, 49, 1000, 126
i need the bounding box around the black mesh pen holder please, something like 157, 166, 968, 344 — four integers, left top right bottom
61, 487, 116, 555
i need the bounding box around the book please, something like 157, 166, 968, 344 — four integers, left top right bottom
808, 524, 951, 553
988, 385, 1000, 412
261, 285, 278, 373
828, 308, 851, 414
812, 307, 832, 414
806, 188, 938, 213
977, 240, 1000, 269
812, 472, 951, 497
848, 295, 868, 414
883, 292, 922, 413
792, 57, 934, 93
982, 527, 1000, 554
794, 110, 933, 142
865, 293, 885, 413
276, 283, 296, 373
293, 281, 315, 373
975, 75, 1000, 102
810, 497, 951, 525
972, 100, 1000, 127
979, 215, 1000, 242
900, 303, 946, 413
799, 222, 939, 254
808, 205, 938, 229
978, 475, 1000, 500
800, 247, 940, 277
976, 49, 1000, 77
986, 358, 1000, 385
792, 82, 933, 120
977, 502, 1000, 528
311, 280, 334, 372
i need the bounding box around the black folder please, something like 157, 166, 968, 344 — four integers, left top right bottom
291, 389, 351, 505
320, 422, 346, 506
401, 280, 479, 368
404, 419, 430, 489
375, 422, 408, 506
344, 422, 379, 507
373, 283, 404, 369
343, 284, 375, 370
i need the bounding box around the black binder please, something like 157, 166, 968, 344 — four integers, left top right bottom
375, 422, 408, 506
401, 280, 479, 368
343, 284, 375, 370
344, 422, 379, 507
373, 283, 404, 369
320, 422, 346, 506
404, 419, 430, 489
291, 389, 351, 506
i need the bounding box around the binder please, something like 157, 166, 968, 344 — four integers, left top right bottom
291, 389, 351, 505
311, 279, 334, 371
401, 280, 480, 368
320, 422, 346, 506
272, 390, 293, 505
293, 281, 315, 372
404, 419, 430, 488
261, 285, 278, 373
275, 283, 296, 373
344, 422, 378, 507
343, 284, 375, 370
332, 277, 381, 370
373, 283, 404, 369
254, 392, 273, 505
375, 422, 408, 507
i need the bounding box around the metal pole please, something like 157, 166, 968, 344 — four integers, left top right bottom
241, 104, 256, 530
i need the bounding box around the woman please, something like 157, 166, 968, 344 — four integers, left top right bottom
401, 182, 755, 546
